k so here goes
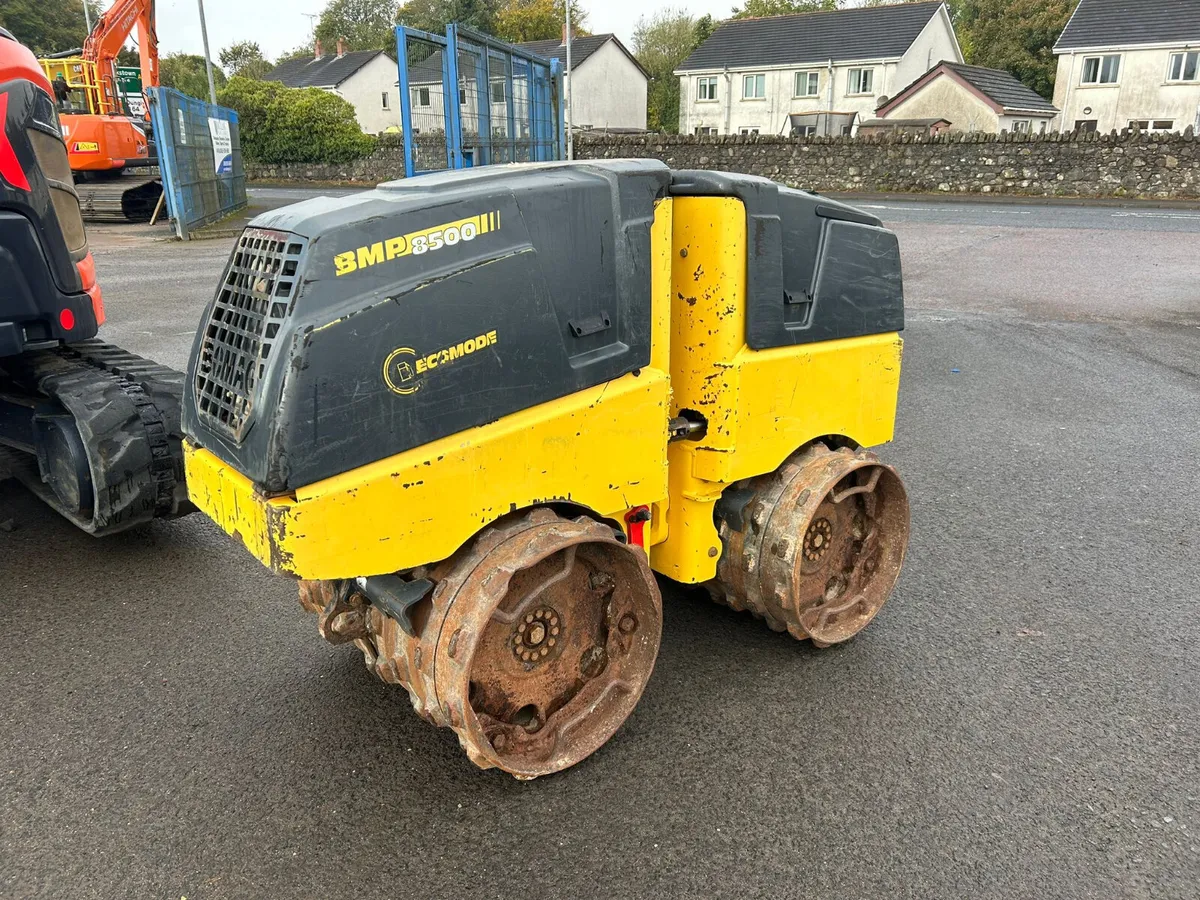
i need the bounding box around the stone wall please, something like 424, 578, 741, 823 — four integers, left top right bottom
245, 129, 1200, 200
574, 131, 1200, 200
244, 135, 429, 185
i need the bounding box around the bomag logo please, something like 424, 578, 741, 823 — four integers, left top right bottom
72, 142, 100, 153
383, 330, 499, 396
335, 210, 500, 278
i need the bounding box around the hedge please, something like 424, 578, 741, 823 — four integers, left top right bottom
217, 77, 376, 165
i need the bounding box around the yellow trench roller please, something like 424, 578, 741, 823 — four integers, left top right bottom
182, 162, 911, 777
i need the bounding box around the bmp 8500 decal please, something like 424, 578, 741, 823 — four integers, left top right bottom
335, 210, 501, 277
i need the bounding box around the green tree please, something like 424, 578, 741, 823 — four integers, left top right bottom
396, 0, 501, 35
160, 53, 226, 100
276, 44, 317, 64
731, 0, 837, 18
218, 75, 376, 163
315, 0, 400, 52
493, 0, 588, 43
0, 0, 102, 56
960, 0, 1074, 98
220, 41, 273, 79
693, 14, 717, 47
634, 8, 702, 133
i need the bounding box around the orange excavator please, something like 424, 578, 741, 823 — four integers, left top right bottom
39, 0, 162, 221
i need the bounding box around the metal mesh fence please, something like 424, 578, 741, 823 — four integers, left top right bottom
397, 25, 562, 176
146, 87, 247, 240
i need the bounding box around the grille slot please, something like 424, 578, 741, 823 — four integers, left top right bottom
195, 228, 306, 441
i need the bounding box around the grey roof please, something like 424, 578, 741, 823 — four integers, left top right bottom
677, 0, 946, 72
517, 34, 649, 78
264, 50, 386, 89
943, 63, 1057, 113
1056, 0, 1200, 50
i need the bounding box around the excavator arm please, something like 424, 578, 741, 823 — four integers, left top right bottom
83, 0, 157, 116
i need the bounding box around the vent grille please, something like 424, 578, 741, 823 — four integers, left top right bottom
195, 228, 306, 441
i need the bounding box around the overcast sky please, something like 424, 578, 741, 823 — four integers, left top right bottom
149, 0, 737, 62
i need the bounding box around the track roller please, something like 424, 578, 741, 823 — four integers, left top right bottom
709, 443, 909, 647
299, 508, 662, 778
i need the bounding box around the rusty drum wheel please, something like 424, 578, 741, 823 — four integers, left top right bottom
432, 510, 662, 778
300, 509, 662, 780
710, 443, 910, 647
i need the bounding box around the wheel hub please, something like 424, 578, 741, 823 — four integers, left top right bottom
512, 606, 562, 664
803, 517, 834, 564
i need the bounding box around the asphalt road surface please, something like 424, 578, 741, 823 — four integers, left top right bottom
2, 196, 1198, 899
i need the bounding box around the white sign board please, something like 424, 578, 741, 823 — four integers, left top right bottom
208, 117, 233, 175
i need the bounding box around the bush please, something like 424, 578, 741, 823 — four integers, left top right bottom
217, 76, 377, 164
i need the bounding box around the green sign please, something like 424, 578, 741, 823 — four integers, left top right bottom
116, 66, 145, 117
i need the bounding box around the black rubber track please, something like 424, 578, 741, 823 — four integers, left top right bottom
2, 340, 192, 535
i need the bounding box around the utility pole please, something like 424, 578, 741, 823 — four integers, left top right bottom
197, 0, 218, 105
564, 1, 573, 160
83, 0, 92, 35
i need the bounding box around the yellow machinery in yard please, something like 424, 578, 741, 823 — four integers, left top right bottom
181, 161, 910, 778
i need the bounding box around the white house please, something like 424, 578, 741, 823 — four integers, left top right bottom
519, 33, 649, 131
1053, 0, 1200, 134
876, 62, 1058, 134
264, 40, 400, 134
675, 0, 961, 136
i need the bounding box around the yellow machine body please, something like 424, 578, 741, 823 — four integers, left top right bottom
184, 195, 902, 584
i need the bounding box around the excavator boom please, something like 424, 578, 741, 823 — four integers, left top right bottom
84, 0, 158, 116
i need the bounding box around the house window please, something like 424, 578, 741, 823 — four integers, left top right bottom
697, 76, 718, 101
415, 87, 430, 107
491, 81, 505, 104
1011, 119, 1031, 133
1081, 55, 1120, 84
847, 68, 874, 95
459, 88, 466, 105
794, 125, 817, 137
695, 126, 718, 136
381, 91, 390, 109
742, 73, 766, 99
1074, 119, 1098, 133
794, 71, 819, 98
1168, 51, 1199, 82
738, 126, 760, 135
1130, 119, 1175, 132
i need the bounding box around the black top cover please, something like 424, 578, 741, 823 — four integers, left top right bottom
184, 160, 671, 492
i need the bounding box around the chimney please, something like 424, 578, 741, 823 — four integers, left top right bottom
337, 38, 347, 58
314, 39, 323, 60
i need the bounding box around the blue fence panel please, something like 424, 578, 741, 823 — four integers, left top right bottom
147, 87, 247, 240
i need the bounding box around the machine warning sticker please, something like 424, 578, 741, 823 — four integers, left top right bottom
73, 142, 100, 153
335, 210, 500, 277
383, 330, 499, 396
